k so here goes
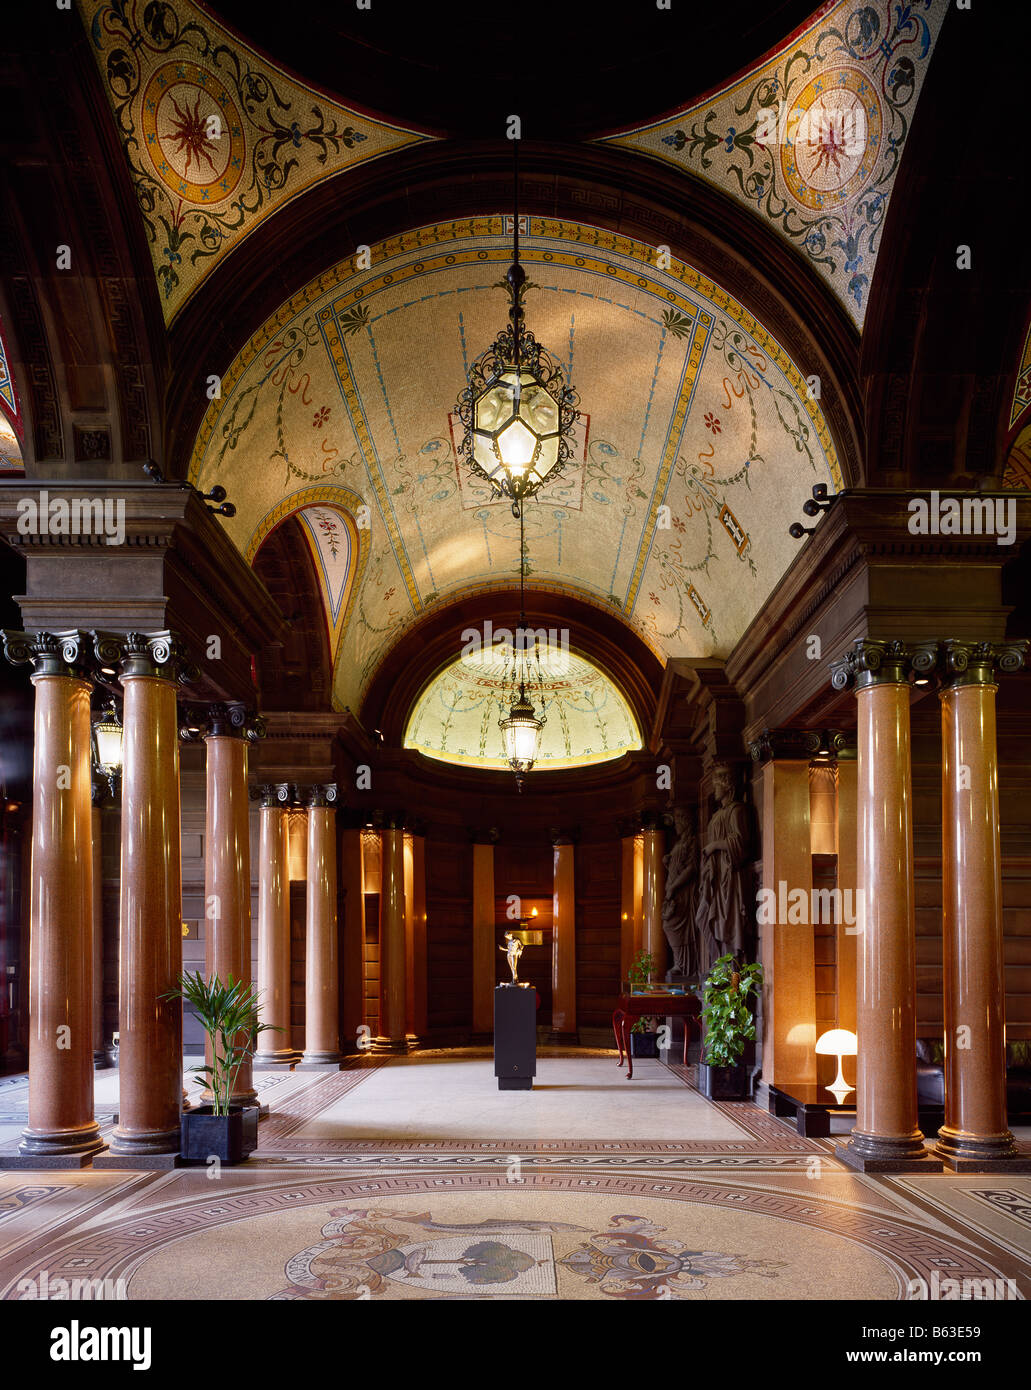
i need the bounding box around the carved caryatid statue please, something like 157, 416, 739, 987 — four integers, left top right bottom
694, 763, 755, 971
661, 806, 701, 979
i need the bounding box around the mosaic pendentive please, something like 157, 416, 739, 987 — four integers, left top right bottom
78, 0, 430, 321
599, 0, 946, 326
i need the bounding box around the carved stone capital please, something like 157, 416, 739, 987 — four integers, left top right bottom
92, 629, 198, 685
937, 638, 1028, 688
749, 728, 857, 763
2, 628, 94, 679
830, 639, 920, 692
306, 783, 339, 809
469, 824, 500, 845
182, 701, 264, 741
250, 782, 292, 808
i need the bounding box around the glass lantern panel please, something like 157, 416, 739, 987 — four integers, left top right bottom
474, 383, 515, 434
521, 383, 558, 434
472, 431, 502, 475
534, 433, 561, 478
495, 419, 538, 473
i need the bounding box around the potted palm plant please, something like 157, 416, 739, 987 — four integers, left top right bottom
626, 949, 660, 1058
164, 971, 278, 1164
699, 954, 763, 1100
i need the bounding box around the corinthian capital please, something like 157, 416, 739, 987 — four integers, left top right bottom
2, 629, 93, 678
938, 638, 1028, 687
830, 639, 922, 692
91, 630, 198, 685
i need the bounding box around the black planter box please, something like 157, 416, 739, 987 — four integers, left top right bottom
700, 1062, 750, 1100
181, 1105, 259, 1164
631, 1031, 659, 1058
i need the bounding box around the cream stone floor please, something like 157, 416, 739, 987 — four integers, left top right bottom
1, 1053, 1030, 1302
289, 1053, 750, 1143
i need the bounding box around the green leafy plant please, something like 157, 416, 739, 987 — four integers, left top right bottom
701, 954, 763, 1068
163, 972, 279, 1116
627, 950, 655, 985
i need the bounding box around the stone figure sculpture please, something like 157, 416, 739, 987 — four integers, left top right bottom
694, 763, 755, 971
660, 806, 701, 979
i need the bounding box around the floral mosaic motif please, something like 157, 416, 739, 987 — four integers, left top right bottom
79, 0, 427, 320
559, 1214, 786, 1300
601, 0, 944, 324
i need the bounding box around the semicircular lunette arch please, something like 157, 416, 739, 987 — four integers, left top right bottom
192, 217, 842, 713
405, 641, 642, 772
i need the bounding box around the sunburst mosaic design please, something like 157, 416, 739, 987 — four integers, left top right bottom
78, 0, 429, 320
600, 0, 945, 325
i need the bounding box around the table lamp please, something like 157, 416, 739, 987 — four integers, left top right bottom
815, 1028, 857, 1104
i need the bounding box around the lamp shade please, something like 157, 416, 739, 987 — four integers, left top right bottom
815, 1028, 857, 1057
499, 693, 544, 772
93, 703, 123, 772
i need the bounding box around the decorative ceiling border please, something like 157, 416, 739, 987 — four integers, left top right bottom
1010, 319, 1031, 430
598, 0, 945, 328
79, 0, 432, 322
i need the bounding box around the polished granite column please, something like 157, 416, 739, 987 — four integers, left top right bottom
0, 631, 103, 1167
374, 817, 408, 1054
254, 784, 297, 1067
549, 831, 577, 1044
201, 704, 260, 1106
91, 787, 107, 1069
471, 833, 496, 1041
642, 818, 666, 969
405, 825, 427, 1045
934, 639, 1030, 1171
96, 631, 194, 1166
831, 639, 941, 1172
298, 785, 342, 1069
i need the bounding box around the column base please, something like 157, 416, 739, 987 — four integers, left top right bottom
97, 1125, 182, 1164
254, 1051, 299, 1070
933, 1127, 1031, 1172
836, 1130, 943, 1173
371, 1036, 408, 1055
0, 1123, 106, 1168
295, 1052, 344, 1070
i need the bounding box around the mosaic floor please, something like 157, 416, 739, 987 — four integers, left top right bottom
1, 1052, 1029, 1301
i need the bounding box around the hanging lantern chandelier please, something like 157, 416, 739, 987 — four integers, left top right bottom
498, 506, 546, 792
456, 139, 580, 519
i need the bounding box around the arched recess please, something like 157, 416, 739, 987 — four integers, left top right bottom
247, 486, 368, 710
360, 588, 664, 753
251, 515, 332, 712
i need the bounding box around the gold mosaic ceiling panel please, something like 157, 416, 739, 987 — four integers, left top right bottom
191, 218, 841, 713
600, 0, 945, 327
78, 0, 430, 321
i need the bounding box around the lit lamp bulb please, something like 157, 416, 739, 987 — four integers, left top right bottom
92, 700, 123, 773
815, 1028, 857, 1104
499, 689, 544, 792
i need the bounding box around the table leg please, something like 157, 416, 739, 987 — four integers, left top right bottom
624, 1017, 634, 1080
799, 1108, 830, 1138
613, 1010, 625, 1066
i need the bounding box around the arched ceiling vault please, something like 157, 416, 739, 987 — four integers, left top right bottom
193, 218, 841, 713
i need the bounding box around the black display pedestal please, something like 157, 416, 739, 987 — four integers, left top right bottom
494, 984, 536, 1091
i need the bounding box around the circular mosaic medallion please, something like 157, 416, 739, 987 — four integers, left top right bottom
780, 69, 881, 210
140, 62, 246, 205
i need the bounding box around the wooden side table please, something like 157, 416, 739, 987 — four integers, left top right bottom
613, 992, 701, 1080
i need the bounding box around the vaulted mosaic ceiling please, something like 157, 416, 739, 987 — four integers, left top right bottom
191, 218, 839, 713
405, 643, 641, 772
601, 0, 944, 325
78, 0, 430, 320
